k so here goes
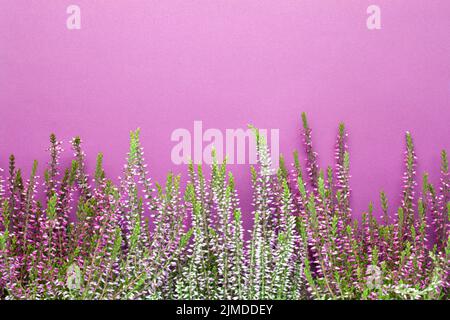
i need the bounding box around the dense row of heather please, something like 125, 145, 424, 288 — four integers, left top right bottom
0, 114, 448, 300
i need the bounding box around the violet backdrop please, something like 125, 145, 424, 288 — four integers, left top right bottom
0, 1, 449, 228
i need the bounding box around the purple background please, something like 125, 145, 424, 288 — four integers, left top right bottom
0, 1, 449, 224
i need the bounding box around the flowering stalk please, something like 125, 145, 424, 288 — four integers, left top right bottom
0, 115, 448, 300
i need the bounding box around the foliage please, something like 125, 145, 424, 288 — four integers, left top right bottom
0, 115, 448, 300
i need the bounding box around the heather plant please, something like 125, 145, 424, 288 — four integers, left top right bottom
0, 130, 187, 299
0, 115, 448, 300
292, 113, 449, 300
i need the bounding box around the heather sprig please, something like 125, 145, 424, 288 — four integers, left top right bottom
0, 115, 448, 300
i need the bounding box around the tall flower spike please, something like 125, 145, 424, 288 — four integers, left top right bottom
131, 128, 156, 211
401, 132, 417, 241
246, 125, 277, 299
439, 150, 449, 241
71, 136, 91, 200
301, 113, 319, 190
335, 123, 351, 222
44, 133, 63, 200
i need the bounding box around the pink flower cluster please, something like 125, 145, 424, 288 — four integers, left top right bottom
0, 115, 448, 300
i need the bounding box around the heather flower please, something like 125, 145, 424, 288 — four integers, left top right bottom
71, 136, 91, 200
401, 132, 417, 242
0, 115, 448, 300
301, 112, 319, 190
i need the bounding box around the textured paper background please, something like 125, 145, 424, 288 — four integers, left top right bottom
1, 1, 449, 224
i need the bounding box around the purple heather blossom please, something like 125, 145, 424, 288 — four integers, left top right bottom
0, 117, 448, 300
